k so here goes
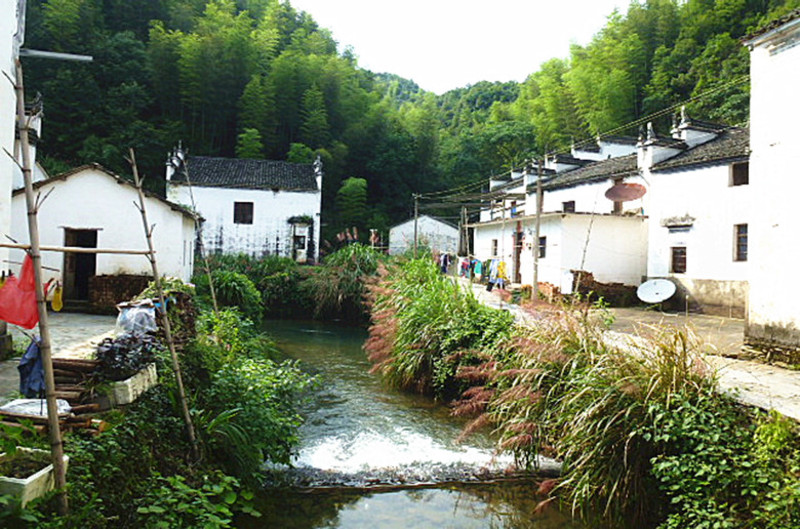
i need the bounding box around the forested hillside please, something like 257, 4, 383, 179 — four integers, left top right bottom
22, 0, 800, 242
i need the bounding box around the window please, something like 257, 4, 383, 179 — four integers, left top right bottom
731, 162, 749, 186
734, 224, 748, 261
511, 201, 518, 217
538, 236, 547, 259
233, 202, 253, 224
562, 201, 575, 213
671, 246, 687, 273
491, 239, 498, 257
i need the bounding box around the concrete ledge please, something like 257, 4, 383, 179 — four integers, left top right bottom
109, 363, 158, 406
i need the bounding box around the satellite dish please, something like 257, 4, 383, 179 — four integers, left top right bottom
605, 183, 647, 202
637, 279, 676, 304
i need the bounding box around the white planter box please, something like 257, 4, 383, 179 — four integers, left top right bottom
109, 363, 158, 406
0, 447, 69, 506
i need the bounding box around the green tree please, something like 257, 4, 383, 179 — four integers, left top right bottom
336, 177, 368, 231
236, 128, 265, 158
300, 84, 331, 149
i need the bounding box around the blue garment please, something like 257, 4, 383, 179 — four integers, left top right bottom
18, 338, 45, 398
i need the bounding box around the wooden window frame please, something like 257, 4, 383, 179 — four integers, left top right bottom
671, 246, 687, 274
538, 236, 547, 259
730, 161, 749, 186
233, 201, 254, 225
734, 224, 748, 262
562, 200, 576, 213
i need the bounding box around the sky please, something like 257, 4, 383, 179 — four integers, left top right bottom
288, 0, 632, 94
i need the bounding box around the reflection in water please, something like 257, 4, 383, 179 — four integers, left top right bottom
250, 484, 585, 529
252, 320, 581, 528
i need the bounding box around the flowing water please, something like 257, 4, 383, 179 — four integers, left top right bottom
249, 320, 586, 529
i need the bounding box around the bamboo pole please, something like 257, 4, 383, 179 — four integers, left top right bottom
14, 59, 69, 515
128, 149, 198, 460
0, 242, 152, 254
533, 160, 543, 299
176, 156, 218, 314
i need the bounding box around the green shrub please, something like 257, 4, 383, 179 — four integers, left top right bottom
204, 357, 315, 480
306, 244, 384, 322
201, 270, 262, 320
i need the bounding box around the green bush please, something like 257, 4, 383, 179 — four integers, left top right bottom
306, 244, 384, 322
195, 270, 262, 320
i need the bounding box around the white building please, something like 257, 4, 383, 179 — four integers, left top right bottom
744, 9, 800, 348
388, 215, 459, 256
166, 148, 322, 263
10, 164, 197, 302
645, 124, 750, 317
1, 1, 26, 274
472, 116, 750, 312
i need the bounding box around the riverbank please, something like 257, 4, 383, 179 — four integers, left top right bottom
463, 278, 800, 423
364, 259, 800, 528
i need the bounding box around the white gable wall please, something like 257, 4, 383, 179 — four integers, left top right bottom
746, 18, 800, 344
389, 215, 458, 255
0, 6, 18, 273
10, 167, 195, 283
169, 184, 321, 261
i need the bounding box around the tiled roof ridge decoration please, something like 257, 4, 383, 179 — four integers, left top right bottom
174, 155, 319, 191
742, 8, 800, 42
651, 127, 750, 172
661, 214, 696, 228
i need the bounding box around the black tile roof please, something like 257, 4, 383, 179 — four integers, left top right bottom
743, 9, 800, 41
176, 156, 318, 191
532, 154, 639, 192
600, 134, 639, 145
651, 128, 749, 172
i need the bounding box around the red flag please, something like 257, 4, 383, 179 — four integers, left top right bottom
0, 255, 40, 329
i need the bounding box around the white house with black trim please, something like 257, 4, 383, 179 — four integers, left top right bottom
166, 147, 322, 263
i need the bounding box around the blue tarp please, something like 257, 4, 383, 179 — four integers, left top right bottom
18, 338, 45, 398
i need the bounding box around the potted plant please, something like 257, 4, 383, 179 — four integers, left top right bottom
0, 424, 68, 506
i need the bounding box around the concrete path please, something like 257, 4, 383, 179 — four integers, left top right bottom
0, 312, 116, 404
459, 278, 800, 422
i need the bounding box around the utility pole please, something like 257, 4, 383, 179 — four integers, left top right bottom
413, 194, 419, 258
533, 159, 543, 300
15, 59, 69, 515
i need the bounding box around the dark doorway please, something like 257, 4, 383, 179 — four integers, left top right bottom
63, 229, 97, 301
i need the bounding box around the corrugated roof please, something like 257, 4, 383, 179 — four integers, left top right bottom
535, 154, 639, 192
651, 128, 749, 172
175, 156, 318, 191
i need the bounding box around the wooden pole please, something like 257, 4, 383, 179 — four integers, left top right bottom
0, 242, 151, 254
14, 59, 69, 515
533, 160, 543, 300
177, 157, 219, 314
413, 194, 419, 258
129, 149, 198, 460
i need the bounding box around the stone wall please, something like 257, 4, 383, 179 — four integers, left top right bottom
89, 274, 152, 313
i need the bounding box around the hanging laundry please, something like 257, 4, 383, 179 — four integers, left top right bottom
52, 282, 63, 312
18, 338, 45, 398
0, 255, 39, 329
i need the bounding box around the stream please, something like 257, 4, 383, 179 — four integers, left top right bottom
248, 320, 586, 528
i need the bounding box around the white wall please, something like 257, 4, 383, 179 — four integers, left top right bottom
10, 167, 195, 282
169, 184, 321, 261
646, 163, 749, 280
474, 214, 647, 292
389, 216, 458, 255
0, 4, 19, 273
747, 20, 800, 343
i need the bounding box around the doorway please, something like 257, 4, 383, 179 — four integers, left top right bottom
63, 229, 97, 301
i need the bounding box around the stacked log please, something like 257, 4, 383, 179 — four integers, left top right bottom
51, 358, 99, 404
